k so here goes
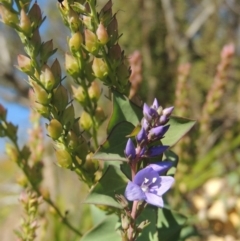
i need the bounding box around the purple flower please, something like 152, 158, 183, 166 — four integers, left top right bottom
151, 98, 159, 110
136, 127, 147, 144
143, 103, 158, 122
125, 138, 136, 160
162, 106, 174, 117
125, 162, 174, 207
148, 125, 170, 140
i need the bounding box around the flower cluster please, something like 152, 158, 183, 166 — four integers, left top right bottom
125, 99, 174, 163
124, 99, 174, 208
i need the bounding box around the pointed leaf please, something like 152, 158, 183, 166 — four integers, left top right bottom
162, 117, 196, 147
94, 121, 134, 162
81, 214, 121, 241
84, 165, 128, 208
108, 91, 142, 133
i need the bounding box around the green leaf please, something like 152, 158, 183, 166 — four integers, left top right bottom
162, 117, 196, 147
81, 214, 121, 241
108, 91, 142, 133
157, 208, 187, 241
84, 165, 128, 209
164, 150, 179, 176
94, 121, 134, 162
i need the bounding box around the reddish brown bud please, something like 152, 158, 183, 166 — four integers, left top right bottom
51, 59, 62, 84
52, 85, 68, 111
28, 3, 42, 28
47, 119, 63, 140
40, 39, 55, 63
0, 104, 7, 120
96, 22, 108, 45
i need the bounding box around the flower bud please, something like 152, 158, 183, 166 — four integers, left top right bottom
80, 111, 92, 131
17, 54, 34, 74
51, 59, 62, 84
69, 31, 83, 53
85, 29, 99, 54
76, 138, 89, 160
62, 105, 75, 127
95, 106, 105, 124
84, 152, 98, 174
96, 22, 109, 45
47, 119, 63, 140
0, 5, 18, 26
116, 63, 130, 85
65, 53, 80, 77
148, 125, 170, 140
136, 127, 147, 145
33, 102, 50, 118
88, 81, 101, 102
124, 138, 136, 160
52, 85, 68, 111
92, 57, 108, 79
162, 106, 174, 117
121, 214, 130, 230
32, 82, 50, 105
151, 98, 159, 110
40, 39, 55, 63
55, 148, 72, 168
107, 16, 118, 46
28, 3, 42, 29
40, 64, 56, 91
108, 44, 122, 60
30, 29, 42, 54
19, 9, 31, 36
66, 130, 79, 151
72, 85, 87, 105
68, 8, 81, 32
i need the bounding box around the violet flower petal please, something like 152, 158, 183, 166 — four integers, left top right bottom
149, 125, 170, 139
151, 98, 159, 110
145, 192, 164, 207
147, 161, 173, 174
162, 106, 174, 117
156, 176, 175, 196
125, 181, 146, 201
143, 103, 152, 122
133, 168, 157, 186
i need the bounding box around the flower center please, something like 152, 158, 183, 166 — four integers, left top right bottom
141, 177, 157, 192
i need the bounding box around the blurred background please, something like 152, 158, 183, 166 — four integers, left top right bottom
0, 0, 240, 240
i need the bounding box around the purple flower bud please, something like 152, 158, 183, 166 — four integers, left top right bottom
141, 118, 149, 130
148, 125, 170, 140
125, 138, 136, 160
151, 98, 159, 110
162, 106, 174, 117
147, 145, 169, 157
159, 115, 169, 125
143, 103, 152, 122
136, 128, 147, 144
